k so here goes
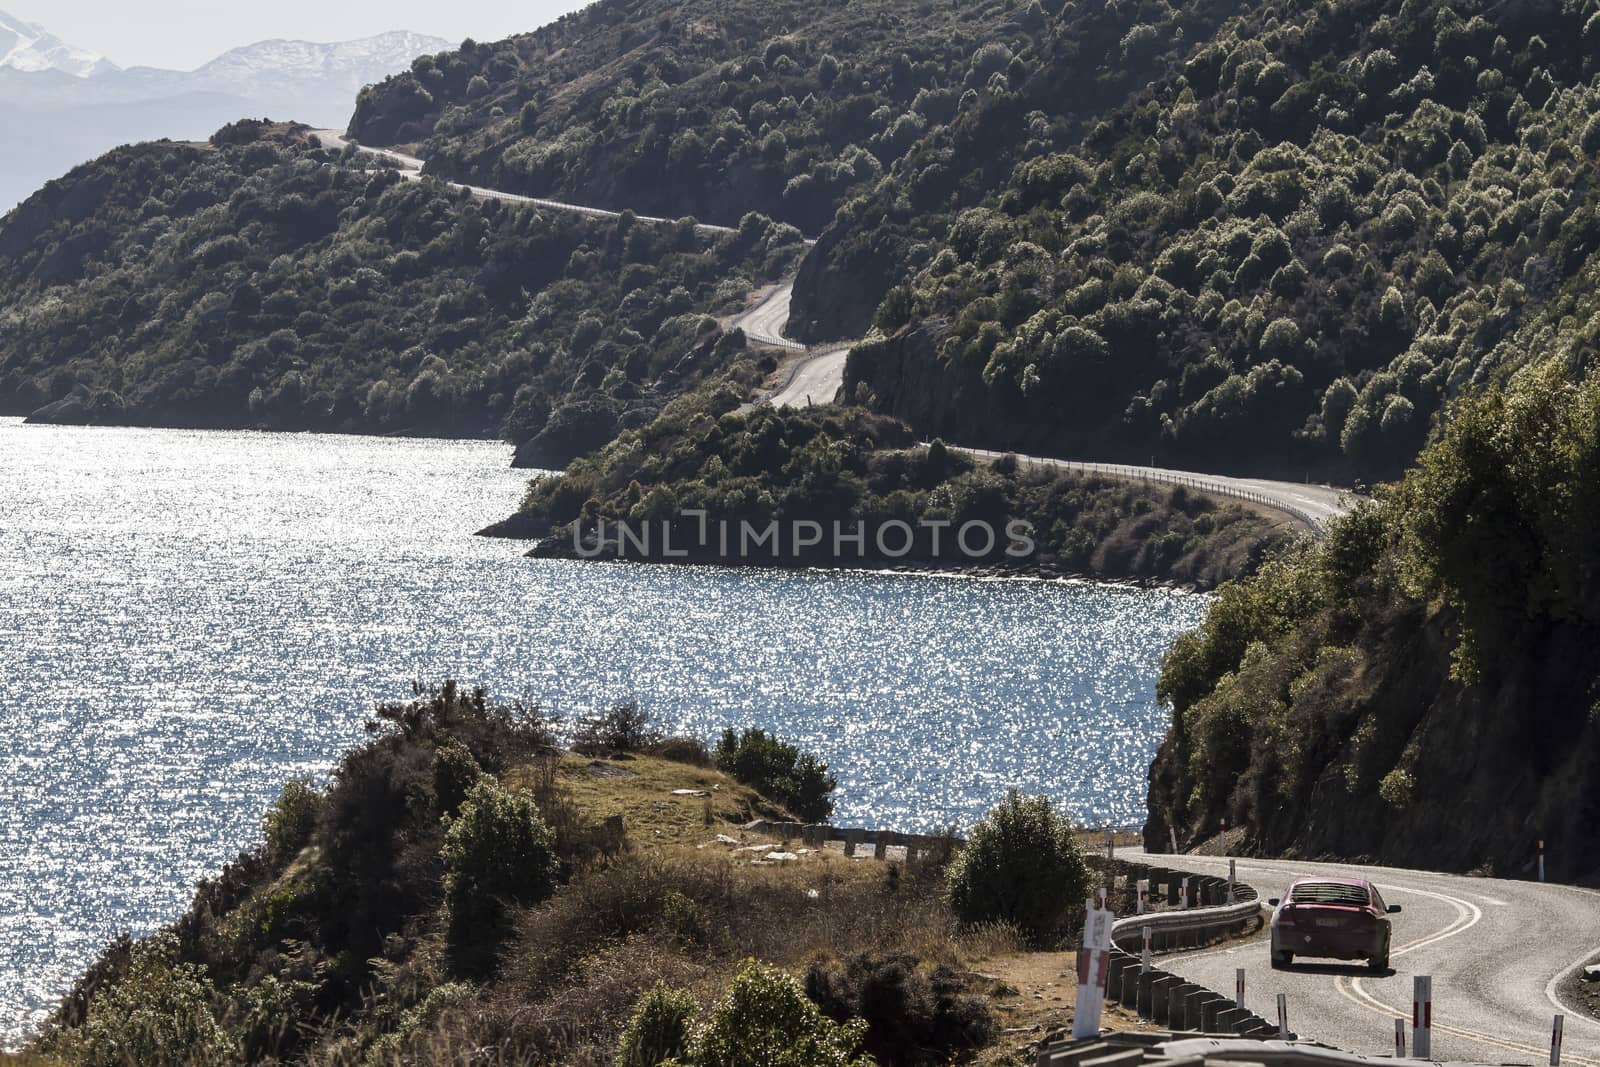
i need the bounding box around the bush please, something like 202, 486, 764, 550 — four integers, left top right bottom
617, 982, 697, 1067
804, 953, 996, 1067
262, 778, 321, 868
442, 776, 560, 974
45, 935, 236, 1067
943, 791, 1089, 947
714, 729, 837, 821
690, 959, 870, 1067
433, 739, 482, 816
575, 701, 664, 754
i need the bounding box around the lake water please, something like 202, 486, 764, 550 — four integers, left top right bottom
0, 416, 1205, 1044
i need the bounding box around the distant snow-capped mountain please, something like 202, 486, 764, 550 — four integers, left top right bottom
0, 21, 449, 208
195, 31, 448, 83
0, 8, 115, 77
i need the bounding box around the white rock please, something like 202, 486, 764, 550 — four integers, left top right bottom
764, 852, 799, 862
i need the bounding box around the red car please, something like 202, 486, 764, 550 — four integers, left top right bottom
1268, 877, 1400, 971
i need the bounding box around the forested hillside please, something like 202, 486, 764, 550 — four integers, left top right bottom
1146, 346, 1600, 878
817, 0, 1600, 480
0, 122, 800, 460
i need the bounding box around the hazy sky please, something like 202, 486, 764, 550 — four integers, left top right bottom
9, 0, 589, 71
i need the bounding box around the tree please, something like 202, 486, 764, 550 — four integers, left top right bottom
944, 791, 1089, 946
441, 777, 559, 974
690, 959, 870, 1067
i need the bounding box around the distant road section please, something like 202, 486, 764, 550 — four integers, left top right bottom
961, 449, 1350, 532
316, 129, 1352, 532
311, 129, 739, 236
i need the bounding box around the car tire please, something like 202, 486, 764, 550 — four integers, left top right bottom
1270, 950, 1292, 969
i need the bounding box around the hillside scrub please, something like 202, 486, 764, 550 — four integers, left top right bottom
0, 122, 800, 463
809, 0, 1600, 482
351, 0, 1031, 236
30, 682, 1039, 1065
483, 362, 1297, 587
1145, 361, 1600, 879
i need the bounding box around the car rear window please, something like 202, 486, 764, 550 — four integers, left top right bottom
1288, 882, 1371, 907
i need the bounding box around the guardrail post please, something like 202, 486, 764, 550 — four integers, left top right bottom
1413, 976, 1432, 1059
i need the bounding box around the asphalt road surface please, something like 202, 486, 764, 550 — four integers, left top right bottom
1142, 852, 1600, 1063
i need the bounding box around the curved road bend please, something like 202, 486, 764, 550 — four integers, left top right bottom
314, 130, 1351, 531
1137, 851, 1600, 1062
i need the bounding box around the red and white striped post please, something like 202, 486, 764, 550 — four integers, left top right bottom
1235, 968, 1245, 1009
1413, 976, 1432, 1059
1182, 876, 1193, 909
1276, 993, 1288, 1038
1394, 1017, 1406, 1057
1136, 877, 1150, 915
1072, 902, 1114, 1039
1141, 925, 1152, 973
1551, 1014, 1564, 1066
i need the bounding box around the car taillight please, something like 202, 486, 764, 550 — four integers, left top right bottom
1278, 905, 1296, 926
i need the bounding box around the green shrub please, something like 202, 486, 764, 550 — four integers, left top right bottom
616, 982, 698, 1067
575, 701, 665, 754
262, 778, 321, 868
943, 791, 1089, 947
433, 738, 483, 816
441, 776, 560, 974
714, 729, 836, 821
45, 934, 237, 1067
689, 959, 870, 1067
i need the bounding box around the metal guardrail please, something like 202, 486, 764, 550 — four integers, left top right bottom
956, 448, 1334, 536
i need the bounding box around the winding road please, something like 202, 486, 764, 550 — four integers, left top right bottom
316, 130, 1352, 531
1146, 852, 1600, 1062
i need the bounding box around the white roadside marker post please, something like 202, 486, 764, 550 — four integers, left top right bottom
1395, 1017, 1407, 1057
1276, 993, 1288, 1039
1170, 826, 1179, 854
1235, 968, 1245, 1010
1413, 976, 1432, 1059
1136, 877, 1149, 915
1141, 925, 1152, 973
1072, 899, 1114, 1039
1228, 858, 1237, 903
1551, 1014, 1564, 1066
1182, 876, 1193, 909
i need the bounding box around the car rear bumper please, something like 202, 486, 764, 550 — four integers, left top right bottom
1273, 925, 1386, 960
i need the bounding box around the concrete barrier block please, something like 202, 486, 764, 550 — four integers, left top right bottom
1136, 971, 1156, 1016
1106, 956, 1130, 1003
1168, 983, 1198, 1029
1214, 1007, 1247, 1033
1200, 998, 1227, 1031
1150, 976, 1181, 1024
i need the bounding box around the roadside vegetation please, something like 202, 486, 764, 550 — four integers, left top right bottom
1147, 361, 1600, 879
27, 681, 1111, 1066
